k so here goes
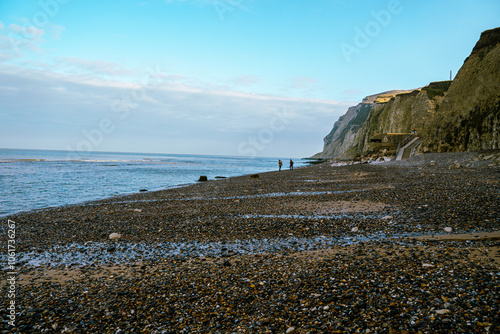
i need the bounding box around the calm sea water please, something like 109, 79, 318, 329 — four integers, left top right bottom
0, 149, 305, 217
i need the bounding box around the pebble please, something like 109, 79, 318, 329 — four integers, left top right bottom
5, 152, 499, 333
109, 233, 122, 240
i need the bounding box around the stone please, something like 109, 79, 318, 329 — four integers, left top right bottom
444, 227, 452, 233
430, 160, 437, 166
351, 227, 359, 232
286, 327, 296, 333
198, 175, 208, 182
109, 233, 122, 240
435, 309, 450, 314
139, 189, 148, 192
250, 174, 260, 179
422, 263, 435, 268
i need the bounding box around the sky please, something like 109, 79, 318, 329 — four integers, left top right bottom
0, 0, 499, 158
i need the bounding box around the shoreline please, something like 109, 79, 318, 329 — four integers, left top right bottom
4, 150, 497, 219
0, 152, 297, 218
2, 168, 300, 220
4, 151, 499, 333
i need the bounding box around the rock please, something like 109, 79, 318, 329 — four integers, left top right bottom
444, 227, 452, 233
250, 174, 260, 179
449, 163, 461, 169
323, 305, 330, 311
381, 215, 392, 220
482, 154, 494, 160
215, 176, 227, 179
286, 327, 296, 333
435, 309, 450, 314
430, 160, 437, 166
422, 263, 435, 268
133, 209, 142, 212
351, 227, 359, 232
109, 233, 122, 240
139, 189, 148, 192
198, 175, 208, 182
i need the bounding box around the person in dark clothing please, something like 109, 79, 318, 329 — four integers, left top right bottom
278, 160, 282, 171
289, 159, 294, 170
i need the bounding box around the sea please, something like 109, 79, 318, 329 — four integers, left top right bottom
0, 149, 306, 217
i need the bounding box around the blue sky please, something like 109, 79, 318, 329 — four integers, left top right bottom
0, 0, 499, 157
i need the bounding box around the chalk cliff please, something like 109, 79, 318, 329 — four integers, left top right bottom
313, 27, 500, 159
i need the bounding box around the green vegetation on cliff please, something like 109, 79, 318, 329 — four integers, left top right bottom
313, 27, 500, 159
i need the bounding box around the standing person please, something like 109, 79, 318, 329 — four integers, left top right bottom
278, 160, 282, 171
289, 159, 294, 170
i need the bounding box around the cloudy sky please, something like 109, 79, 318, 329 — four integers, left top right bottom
0, 0, 499, 158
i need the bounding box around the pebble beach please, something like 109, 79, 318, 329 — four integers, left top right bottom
3, 151, 500, 333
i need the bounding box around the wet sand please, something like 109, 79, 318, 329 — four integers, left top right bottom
3, 152, 500, 333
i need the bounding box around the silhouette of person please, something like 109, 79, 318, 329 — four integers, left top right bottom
289, 159, 294, 170
278, 160, 282, 171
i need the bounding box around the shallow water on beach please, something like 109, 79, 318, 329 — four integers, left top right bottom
7, 233, 404, 268
0, 149, 305, 217
92, 189, 372, 206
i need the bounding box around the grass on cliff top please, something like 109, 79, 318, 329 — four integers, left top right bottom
374, 95, 396, 103
425, 81, 452, 99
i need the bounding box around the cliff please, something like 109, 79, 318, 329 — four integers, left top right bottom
430, 27, 500, 152
313, 27, 500, 159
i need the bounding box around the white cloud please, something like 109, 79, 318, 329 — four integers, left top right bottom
0, 20, 66, 63
0, 65, 350, 157
48, 24, 65, 39
57, 57, 132, 77
288, 76, 319, 90
230, 74, 262, 86
0, 22, 46, 60
7, 23, 44, 38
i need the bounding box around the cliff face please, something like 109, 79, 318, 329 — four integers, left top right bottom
314, 27, 500, 159
312, 103, 371, 159
429, 28, 500, 152
313, 85, 449, 159
311, 90, 412, 159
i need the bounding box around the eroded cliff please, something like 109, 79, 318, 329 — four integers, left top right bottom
429, 28, 500, 152
314, 27, 500, 159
